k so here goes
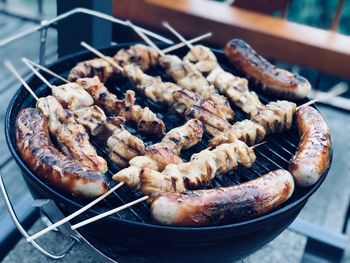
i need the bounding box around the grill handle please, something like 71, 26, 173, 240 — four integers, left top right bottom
0, 171, 118, 262
0, 172, 77, 260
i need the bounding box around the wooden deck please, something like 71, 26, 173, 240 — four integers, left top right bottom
0, 10, 349, 263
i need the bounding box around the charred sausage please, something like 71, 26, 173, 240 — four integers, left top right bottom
150, 169, 294, 226
16, 108, 109, 198
224, 39, 311, 100
289, 106, 331, 187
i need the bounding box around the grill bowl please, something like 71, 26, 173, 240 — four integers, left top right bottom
5, 43, 331, 261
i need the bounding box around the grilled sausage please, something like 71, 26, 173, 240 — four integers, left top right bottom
224, 39, 311, 100
151, 169, 294, 226
16, 108, 109, 198
289, 106, 331, 187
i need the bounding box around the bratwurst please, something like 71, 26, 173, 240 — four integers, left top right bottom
289, 106, 331, 187
16, 108, 109, 198
151, 169, 294, 226
224, 39, 311, 100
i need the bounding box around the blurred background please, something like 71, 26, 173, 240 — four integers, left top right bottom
0, 1, 349, 262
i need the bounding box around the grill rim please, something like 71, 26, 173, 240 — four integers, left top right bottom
5, 42, 332, 232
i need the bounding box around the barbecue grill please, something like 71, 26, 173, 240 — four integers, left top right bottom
1, 9, 332, 263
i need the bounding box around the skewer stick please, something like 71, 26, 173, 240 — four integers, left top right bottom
4, 60, 39, 101
71, 195, 149, 230
80, 41, 124, 72
22, 58, 54, 89
23, 58, 70, 84
251, 141, 267, 149
162, 22, 194, 50
297, 82, 348, 109
162, 32, 212, 54
126, 20, 165, 57
26, 182, 125, 242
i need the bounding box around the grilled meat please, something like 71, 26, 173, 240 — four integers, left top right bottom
51, 82, 94, 111
159, 54, 234, 120
36, 96, 108, 173
73, 105, 145, 168
76, 76, 165, 135
224, 39, 311, 100
140, 139, 256, 196
68, 58, 117, 83
112, 119, 203, 189
16, 108, 109, 198
151, 169, 294, 226
185, 45, 264, 116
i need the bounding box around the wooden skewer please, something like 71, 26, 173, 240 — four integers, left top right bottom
23, 58, 70, 84
22, 58, 54, 89
71, 195, 149, 230
251, 141, 267, 149
126, 20, 165, 57
297, 82, 348, 110
4, 60, 39, 101
162, 21, 194, 50
162, 32, 212, 54
81, 41, 124, 72
26, 182, 124, 242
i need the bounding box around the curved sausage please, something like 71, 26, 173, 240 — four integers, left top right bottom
150, 169, 294, 226
224, 39, 311, 100
289, 106, 331, 187
16, 108, 109, 198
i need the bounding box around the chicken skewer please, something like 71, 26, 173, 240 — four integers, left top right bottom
23, 58, 145, 168
126, 21, 234, 121
113, 119, 203, 190
67, 33, 212, 84
6, 61, 108, 173
163, 22, 264, 116
24, 60, 165, 136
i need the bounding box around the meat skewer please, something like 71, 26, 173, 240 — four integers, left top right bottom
6, 60, 110, 200
25, 61, 165, 136
67, 32, 212, 82
163, 22, 264, 117
125, 21, 235, 121
113, 119, 203, 190
23, 58, 145, 168
8, 61, 108, 173
138, 137, 257, 196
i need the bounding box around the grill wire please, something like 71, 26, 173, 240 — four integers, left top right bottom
22, 46, 302, 225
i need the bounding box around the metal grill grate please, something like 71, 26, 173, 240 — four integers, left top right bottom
13, 43, 305, 226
